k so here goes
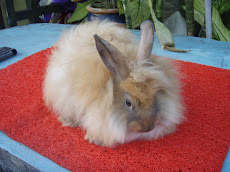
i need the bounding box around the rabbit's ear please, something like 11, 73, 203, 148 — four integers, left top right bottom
94, 34, 129, 82
136, 20, 154, 63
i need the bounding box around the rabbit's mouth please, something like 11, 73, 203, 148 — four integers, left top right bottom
137, 124, 155, 133
127, 119, 156, 133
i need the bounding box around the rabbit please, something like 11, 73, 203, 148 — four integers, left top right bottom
43, 20, 184, 147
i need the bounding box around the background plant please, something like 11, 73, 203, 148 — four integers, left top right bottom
193, 0, 230, 41
68, 0, 230, 42
68, 0, 155, 29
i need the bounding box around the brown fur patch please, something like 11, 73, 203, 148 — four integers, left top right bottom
120, 78, 156, 109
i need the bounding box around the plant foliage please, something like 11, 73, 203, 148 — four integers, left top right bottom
212, 0, 230, 15
116, 0, 125, 14
194, 0, 230, 41
129, 0, 150, 29
117, 0, 151, 29
67, 1, 91, 23
145, 0, 189, 52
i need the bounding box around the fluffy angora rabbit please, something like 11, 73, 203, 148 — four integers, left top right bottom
43, 20, 184, 147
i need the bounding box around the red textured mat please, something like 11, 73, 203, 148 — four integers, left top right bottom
0, 48, 230, 171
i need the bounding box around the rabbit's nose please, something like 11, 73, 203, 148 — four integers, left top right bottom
128, 120, 155, 132
139, 124, 155, 132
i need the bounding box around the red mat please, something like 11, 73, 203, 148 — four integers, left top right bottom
0, 48, 230, 171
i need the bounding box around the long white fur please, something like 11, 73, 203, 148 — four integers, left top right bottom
43, 20, 184, 147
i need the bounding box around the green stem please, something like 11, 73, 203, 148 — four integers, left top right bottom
156, 0, 162, 22
145, 0, 157, 23
111, 0, 116, 8
185, 0, 195, 36
122, 0, 132, 29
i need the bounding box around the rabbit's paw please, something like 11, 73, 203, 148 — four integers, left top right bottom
84, 132, 105, 147
58, 116, 78, 127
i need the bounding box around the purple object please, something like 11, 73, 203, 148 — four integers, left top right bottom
51, 0, 77, 11
43, 14, 52, 23
42, 0, 77, 23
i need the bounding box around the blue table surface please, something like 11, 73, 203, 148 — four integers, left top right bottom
0, 23, 229, 171
1, 23, 230, 70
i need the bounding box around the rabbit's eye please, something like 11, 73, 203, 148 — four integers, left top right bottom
126, 99, 132, 107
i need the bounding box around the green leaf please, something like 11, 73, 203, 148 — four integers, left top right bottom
194, 9, 204, 27
213, 0, 230, 15
194, 0, 205, 14
145, 0, 189, 52
194, 0, 230, 42
212, 6, 230, 41
123, 0, 132, 28
67, 1, 90, 23
130, 0, 150, 29
116, 0, 125, 15
154, 20, 174, 47
145, 0, 173, 46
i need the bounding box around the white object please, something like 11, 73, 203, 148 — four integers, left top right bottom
164, 11, 187, 36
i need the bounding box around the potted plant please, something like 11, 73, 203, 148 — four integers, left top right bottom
68, 0, 125, 25
68, 0, 153, 29
86, 0, 126, 24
